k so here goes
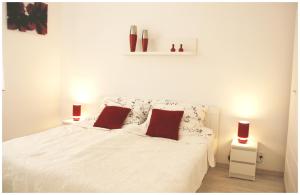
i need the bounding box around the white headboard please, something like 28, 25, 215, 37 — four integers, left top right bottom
204, 106, 220, 162
204, 106, 220, 139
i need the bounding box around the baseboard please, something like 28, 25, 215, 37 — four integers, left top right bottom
216, 162, 283, 177
257, 168, 284, 177
216, 162, 229, 169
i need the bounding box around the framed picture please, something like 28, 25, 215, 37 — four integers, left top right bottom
7, 2, 48, 35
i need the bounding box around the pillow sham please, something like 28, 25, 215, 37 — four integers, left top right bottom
179, 104, 207, 135
146, 109, 184, 140
93, 106, 131, 129
151, 99, 179, 106
104, 97, 152, 125
144, 101, 208, 138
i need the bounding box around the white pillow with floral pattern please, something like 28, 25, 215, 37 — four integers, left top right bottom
146, 99, 208, 137
103, 97, 152, 125
179, 103, 207, 135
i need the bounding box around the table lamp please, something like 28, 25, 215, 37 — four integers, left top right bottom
238, 120, 250, 144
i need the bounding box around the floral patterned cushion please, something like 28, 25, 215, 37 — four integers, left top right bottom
151, 99, 179, 106
179, 104, 207, 134
103, 97, 152, 125
147, 99, 208, 137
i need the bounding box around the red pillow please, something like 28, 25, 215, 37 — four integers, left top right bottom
93, 106, 131, 129
146, 109, 184, 140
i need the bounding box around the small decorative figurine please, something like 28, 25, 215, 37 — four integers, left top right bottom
170, 44, 176, 52
179, 44, 184, 52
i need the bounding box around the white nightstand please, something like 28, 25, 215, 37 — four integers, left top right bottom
229, 138, 258, 181
62, 118, 83, 125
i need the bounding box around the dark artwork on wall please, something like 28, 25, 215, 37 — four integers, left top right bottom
7, 2, 48, 35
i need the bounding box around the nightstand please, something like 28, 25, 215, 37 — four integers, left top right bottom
62, 118, 83, 125
229, 138, 258, 181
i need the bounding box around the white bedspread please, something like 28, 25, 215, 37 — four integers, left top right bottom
3, 123, 214, 192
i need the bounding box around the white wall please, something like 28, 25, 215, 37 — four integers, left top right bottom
59, 3, 296, 172
2, 3, 62, 141
284, 17, 298, 192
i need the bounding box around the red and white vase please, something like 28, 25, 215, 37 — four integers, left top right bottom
142, 30, 148, 52
129, 25, 137, 52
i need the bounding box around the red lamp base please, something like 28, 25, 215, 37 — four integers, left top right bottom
73, 104, 81, 121
73, 117, 80, 121
238, 138, 248, 144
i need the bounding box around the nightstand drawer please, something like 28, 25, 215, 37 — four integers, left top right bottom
229, 161, 256, 176
231, 148, 257, 163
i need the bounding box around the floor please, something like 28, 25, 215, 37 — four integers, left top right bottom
197, 166, 285, 193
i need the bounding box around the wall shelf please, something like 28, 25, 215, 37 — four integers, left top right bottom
125, 52, 197, 56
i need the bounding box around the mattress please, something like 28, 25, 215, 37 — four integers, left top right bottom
3, 122, 215, 192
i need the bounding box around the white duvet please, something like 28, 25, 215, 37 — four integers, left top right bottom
3, 122, 215, 192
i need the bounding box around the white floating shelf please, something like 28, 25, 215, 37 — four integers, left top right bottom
125, 52, 197, 56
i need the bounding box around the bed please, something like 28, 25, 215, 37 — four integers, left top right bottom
3, 103, 219, 192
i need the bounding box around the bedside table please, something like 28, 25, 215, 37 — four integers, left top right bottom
62, 118, 83, 125
229, 138, 258, 181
